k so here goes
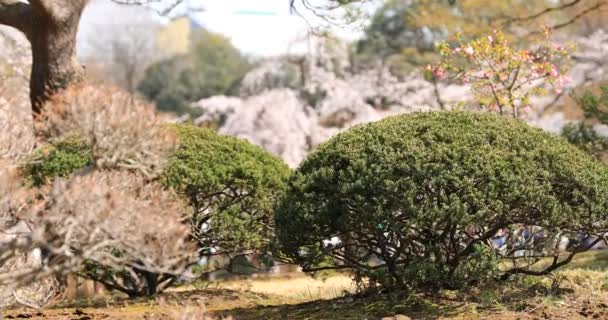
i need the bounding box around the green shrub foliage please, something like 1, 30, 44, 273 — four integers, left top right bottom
276, 112, 608, 291
562, 86, 608, 160
24, 136, 92, 186
162, 125, 291, 266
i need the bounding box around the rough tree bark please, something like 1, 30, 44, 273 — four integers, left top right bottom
0, 0, 184, 116
0, 0, 89, 115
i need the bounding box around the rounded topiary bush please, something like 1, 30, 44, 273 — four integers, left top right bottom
162, 125, 291, 267
275, 112, 608, 291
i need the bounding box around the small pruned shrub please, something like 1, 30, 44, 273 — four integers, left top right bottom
162, 125, 291, 274
24, 136, 92, 186
275, 112, 608, 292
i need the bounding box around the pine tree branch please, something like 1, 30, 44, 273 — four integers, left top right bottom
110, 0, 186, 16
508, 0, 585, 23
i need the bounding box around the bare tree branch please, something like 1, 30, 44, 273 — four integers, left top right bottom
506, 0, 586, 23
111, 0, 187, 16
543, 1, 608, 32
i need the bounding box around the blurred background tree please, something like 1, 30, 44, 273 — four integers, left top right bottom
562, 85, 608, 161
353, 0, 445, 75
138, 30, 252, 116
352, 0, 607, 76
321, 0, 607, 36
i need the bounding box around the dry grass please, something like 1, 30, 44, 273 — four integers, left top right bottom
205, 273, 356, 301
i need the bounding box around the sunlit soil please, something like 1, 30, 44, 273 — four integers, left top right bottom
5, 250, 608, 320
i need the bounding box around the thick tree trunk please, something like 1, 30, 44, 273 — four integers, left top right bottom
0, 0, 89, 116
28, 18, 85, 115
1, 0, 183, 116
143, 271, 159, 297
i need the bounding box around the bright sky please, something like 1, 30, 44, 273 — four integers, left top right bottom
193, 0, 364, 56
79, 0, 367, 57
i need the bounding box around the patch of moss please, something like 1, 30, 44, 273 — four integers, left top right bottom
24, 136, 92, 186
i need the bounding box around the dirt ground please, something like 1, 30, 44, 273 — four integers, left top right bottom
4, 287, 608, 320
5, 251, 608, 320
5, 282, 608, 320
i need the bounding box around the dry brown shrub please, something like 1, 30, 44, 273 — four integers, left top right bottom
0, 93, 35, 161
22, 170, 197, 283
36, 84, 178, 178
0, 166, 58, 310
0, 83, 62, 307
0, 136, 194, 306
0, 80, 195, 308
0, 166, 24, 229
